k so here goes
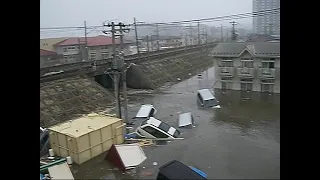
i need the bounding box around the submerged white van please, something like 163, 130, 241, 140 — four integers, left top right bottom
197, 89, 220, 108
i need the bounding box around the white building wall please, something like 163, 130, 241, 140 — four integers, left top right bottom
213, 54, 280, 93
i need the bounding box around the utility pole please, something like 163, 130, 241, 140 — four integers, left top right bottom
134, 17, 140, 57
103, 22, 130, 122
156, 24, 160, 51
146, 35, 151, 61
119, 23, 129, 124
78, 38, 82, 63
197, 21, 201, 45
268, 23, 273, 35
211, 27, 214, 42
150, 35, 153, 51
205, 31, 208, 56
184, 25, 194, 46
111, 22, 120, 119
220, 24, 223, 42
84, 21, 88, 61
146, 35, 150, 55
230, 21, 237, 41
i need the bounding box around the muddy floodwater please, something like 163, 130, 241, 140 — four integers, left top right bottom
72, 66, 280, 179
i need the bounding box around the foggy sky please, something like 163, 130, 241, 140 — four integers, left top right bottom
40, 0, 253, 38
41, 0, 252, 27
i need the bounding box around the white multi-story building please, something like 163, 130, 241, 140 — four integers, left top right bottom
212, 42, 280, 93
53, 35, 131, 64
253, 0, 280, 35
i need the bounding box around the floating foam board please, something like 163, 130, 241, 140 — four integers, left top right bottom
105, 143, 147, 171
48, 162, 74, 180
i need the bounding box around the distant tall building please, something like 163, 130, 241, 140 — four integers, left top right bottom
253, 0, 280, 35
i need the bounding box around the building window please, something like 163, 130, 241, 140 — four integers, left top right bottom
261, 84, 274, 93
261, 79, 274, 84
241, 82, 253, 91
221, 81, 233, 90
63, 47, 68, 52
221, 81, 227, 90
101, 52, 109, 59
221, 60, 233, 67
262, 61, 275, 68
241, 60, 253, 68
90, 52, 96, 60
100, 46, 108, 51
67, 46, 76, 50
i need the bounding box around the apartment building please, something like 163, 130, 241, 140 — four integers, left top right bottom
253, 0, 280, 35
212, 42, 280, 93
53, 35, 131, 64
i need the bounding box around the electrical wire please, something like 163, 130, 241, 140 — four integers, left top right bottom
40, 8, 279, 31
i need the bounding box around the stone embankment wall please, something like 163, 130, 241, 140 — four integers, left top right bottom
40, 76, 115, 127
126, 50, 213, 89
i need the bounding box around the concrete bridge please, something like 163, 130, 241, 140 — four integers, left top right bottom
40, 43, 217, 84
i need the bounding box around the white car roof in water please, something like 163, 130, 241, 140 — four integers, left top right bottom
179, 112, 194, 127
198, 89, 215, 101
135, 104, 156, 118
146, 117, 161, 127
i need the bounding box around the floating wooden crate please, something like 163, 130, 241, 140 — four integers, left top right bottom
48, 114, 125, 164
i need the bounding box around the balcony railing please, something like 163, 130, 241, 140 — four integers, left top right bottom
218, 67, 234, 77
259, 68, 275, 78
237, 67, 254, 77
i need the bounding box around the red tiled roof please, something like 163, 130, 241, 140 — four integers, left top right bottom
40, 49, 57, 56
54, 35, 122, 47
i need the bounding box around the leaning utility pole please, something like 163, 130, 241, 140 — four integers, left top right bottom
103, 22, 130, 122
230, 21, 238, 41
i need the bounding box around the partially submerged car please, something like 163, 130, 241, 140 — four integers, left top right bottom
135, 104, 157, 118
135, 117, 180, 139
197, 89, 220, 108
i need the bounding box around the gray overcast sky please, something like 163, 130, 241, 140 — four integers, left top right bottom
40, 0, 252, 27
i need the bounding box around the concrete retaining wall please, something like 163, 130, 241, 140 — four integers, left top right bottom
126, 50, 213, 89
40, 76, 115, 127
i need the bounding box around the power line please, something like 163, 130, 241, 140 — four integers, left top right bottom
140, 8, 279, 25
40, 8, 279, 31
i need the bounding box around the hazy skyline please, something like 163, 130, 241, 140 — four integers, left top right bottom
40, 0, 253, 38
